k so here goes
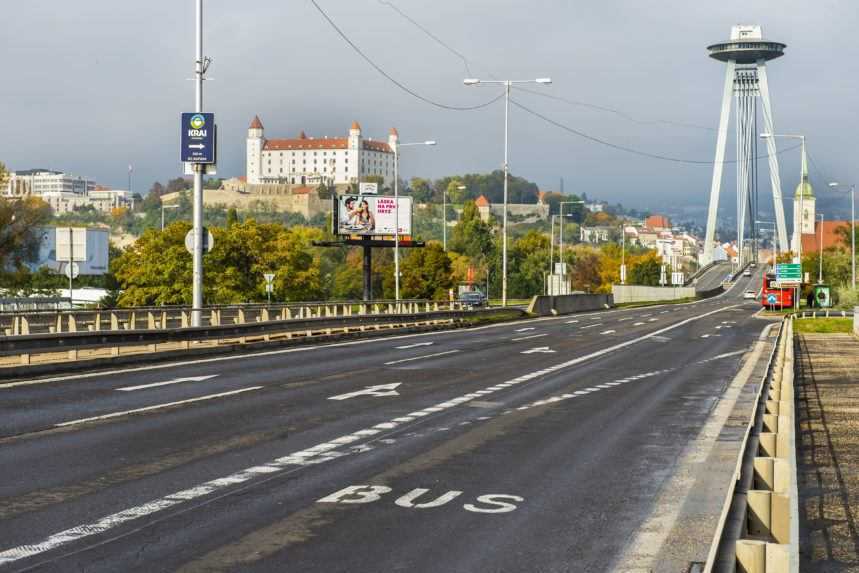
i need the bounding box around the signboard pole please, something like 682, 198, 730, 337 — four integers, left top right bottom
394, 145, 400, 301
363, 237, 373, 302
68, 227, 73, 306
191, 0, 204, 327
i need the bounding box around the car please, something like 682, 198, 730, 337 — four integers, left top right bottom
458, 291, 487, 308
743, 290, 757, 299
743, 269, 752, 277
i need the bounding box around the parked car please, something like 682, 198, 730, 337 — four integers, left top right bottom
743, 290, 757, 299
458, 291, 487, 308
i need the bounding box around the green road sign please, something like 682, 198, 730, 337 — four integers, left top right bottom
776, 263, 802, 282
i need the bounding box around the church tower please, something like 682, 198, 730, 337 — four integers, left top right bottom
246, 115, 265, 185
791, 145, 815, 254
347, 121, 362, 184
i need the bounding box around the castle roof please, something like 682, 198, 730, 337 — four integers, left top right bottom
389, 127, 399, 136
475, 195, 491, 207
262, 138, 393, 153
249, 115, 263, 129
351, 121, 362, 131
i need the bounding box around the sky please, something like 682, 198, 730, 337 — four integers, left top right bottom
2, 0, 857, 214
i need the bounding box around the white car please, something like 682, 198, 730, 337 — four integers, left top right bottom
743, 290, 756, 299
743, 269, 752, 277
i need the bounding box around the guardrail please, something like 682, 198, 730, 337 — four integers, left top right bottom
791, 309, 854, 319
0, 299, 464, 337
0, 307, 521, 369
685, 261, 719, 286
708, 318, 799, 572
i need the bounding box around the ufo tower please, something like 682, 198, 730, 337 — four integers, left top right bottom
702, 25, 788, 266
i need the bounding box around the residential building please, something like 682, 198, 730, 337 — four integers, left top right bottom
644, 214, 671, 230
580, 226, 614, 244
3, 169, 95, 197
246, 116, 397, 187
472, 194, 549, 223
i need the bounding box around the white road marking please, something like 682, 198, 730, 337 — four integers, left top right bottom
384, 350, 460, 365
565, 320, 579, 324
648, 318, 657, 322
618, 317, 633, 322
116, 375, 219, 392
395, 342, 434, 349
634, 322, 645, 326
698, 349, 746, 363
600, 330, 616, 335
701, 334, 711, 338
581, 323, 603, 329
511, 333, 548, 341
328, 383, 402, 401
0, 304, 739, 565
521, 347, 556, 354
55, 387, 262, 428
515, 327, 536, 332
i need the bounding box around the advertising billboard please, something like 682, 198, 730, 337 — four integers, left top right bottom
335, 195, 413, 236
32, 227, 110, 275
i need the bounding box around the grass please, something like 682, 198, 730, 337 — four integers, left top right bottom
794, 317, 855, 334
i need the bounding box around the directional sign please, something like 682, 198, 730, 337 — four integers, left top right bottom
521, 347, 556, 354
775, 263, 802, 284
766, 293, 778, 305
181, 112, 216, 163
358, 182, 378, 195
328, 383, 402, 401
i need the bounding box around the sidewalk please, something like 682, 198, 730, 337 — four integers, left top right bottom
796, 332, 859, 571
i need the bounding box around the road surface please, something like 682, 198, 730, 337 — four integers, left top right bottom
0, 270, 774, 572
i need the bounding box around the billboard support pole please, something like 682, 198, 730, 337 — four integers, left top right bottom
68, 227, 73, 307
363, 237, 373, 302
191, 0, 205, 327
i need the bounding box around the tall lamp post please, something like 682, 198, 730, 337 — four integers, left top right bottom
818, 213, 824, 283
828, 182, 855, 289
161, 203, 180, 231
464, 76, 552, 306
761, 133, 805, 264
394, 140, 436, 300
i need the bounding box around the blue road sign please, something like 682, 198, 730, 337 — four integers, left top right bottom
766, 293, 777, 305
181, 113, 216, 163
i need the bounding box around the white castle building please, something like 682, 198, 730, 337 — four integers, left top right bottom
246, 116, 397, 187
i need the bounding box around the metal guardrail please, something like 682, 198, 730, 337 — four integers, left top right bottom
709, 318, 799, 572
1, 307, 520, 366
792, 309, 854, 319
0, 300, 464, 337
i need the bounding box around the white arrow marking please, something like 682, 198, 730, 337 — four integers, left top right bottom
328, 383, 402, 401
600, 330, 616, 335
395, 342, 434, 349
188, 144, 206, 149
515, 327, 536, 332
521, 347, 556, 354
117, 375, 219, 392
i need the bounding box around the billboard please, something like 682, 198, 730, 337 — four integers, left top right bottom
335, 195, 413, 236
32, 227, 110, 275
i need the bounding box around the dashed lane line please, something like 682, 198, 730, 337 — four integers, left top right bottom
383, 350, 461, 366
581, 323, 603, 329
511, 333, 548, 342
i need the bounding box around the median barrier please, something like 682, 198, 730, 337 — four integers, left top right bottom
610, 285, 697, 304
526, 294, 613, 316
708, 318, 799, 572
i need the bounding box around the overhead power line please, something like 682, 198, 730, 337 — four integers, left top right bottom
509, 98, 801, 166
309, 0, 504, 111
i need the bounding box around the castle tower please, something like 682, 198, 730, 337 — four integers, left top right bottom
347, 121, 362, 184
702, 26, 789, 266
246, 115, 265, 185
791, 145, 815, 253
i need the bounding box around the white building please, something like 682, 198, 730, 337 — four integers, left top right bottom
3, 169, 95, 197
246, 116, 397, 187
790, 148, 815, 254
88, 189, 135, 213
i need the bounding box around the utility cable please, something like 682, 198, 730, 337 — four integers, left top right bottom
309, 0, 504, 111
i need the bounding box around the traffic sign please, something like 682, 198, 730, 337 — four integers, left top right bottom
358, 182, 378, 195
766, 293, 777, 305
64, 262, 80, 279
180, 112, 216, 163
776, 263, 801, 283
264, 273, 275, 284
185, 228, 215, 254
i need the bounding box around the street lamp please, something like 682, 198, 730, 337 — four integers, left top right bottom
818, 213, 824, 284
760, 133, 805, 263
464, 76, 552, 306
828, 182, 855, 289
394, 140, 436, 300
161, 203, 180, 231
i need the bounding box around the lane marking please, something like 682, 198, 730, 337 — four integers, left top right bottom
600, 330, 616, 335
511, 333, 548, 341
565, 320, 579, 324
54, 387, 262, 428
0, 303, 742, 566
581, 323, 603, 329
634, 322, 645, 326
328, 383, 402, 401
383, 350, 460, 366
697, 349, 746, 363
521, 347, 556, 354
395, 342, 434, 350
618, 317, 633, 322
514, 327, 536, 332
116, 375, 219, 392
648, 318, 657, 322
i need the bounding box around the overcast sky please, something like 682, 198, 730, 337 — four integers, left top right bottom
2, 0, 857, 212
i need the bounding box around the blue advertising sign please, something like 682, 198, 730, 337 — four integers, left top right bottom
180, 113, 216, 163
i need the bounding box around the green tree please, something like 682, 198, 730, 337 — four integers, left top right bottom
0, 196, 52, 270
226, 208, 239, 228
508, 230, 550, 298
409, 177, 434, 203
399, 243, 453, 299
629, 251, 662, 286
450, 201, 494, 259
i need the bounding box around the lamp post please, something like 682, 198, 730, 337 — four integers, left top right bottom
393, 140, 436, 300
161, 203, 180, 231
620, 222, 626, 285
828, 182, 855, 289
760, 133, 805, 264
818, 213, 824, 284
464, 76, 552, 306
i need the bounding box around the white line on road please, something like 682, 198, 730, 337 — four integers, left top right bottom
116, 375, 219, 392
634, 322, 645, 326
0, 303, 739, 566
383, 350, 460, 365
581, 323, 603, 329
618, 317, 633, 322
600, 330, 616, 335
511, 333, 548, 341
565, 320, 579, 324
514, 327, 536, 332
395, 342, 434, 349
55, 387, 262, 428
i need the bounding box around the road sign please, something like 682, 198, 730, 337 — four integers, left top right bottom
64, 262, 80, 279
775, 263, 801, 284
264, 273, 275, 284
328, 383, 402, 401
359, 182, 378, 195
180, 112, 216, 163
185, 228, 214, 254
766, 293, 778, 305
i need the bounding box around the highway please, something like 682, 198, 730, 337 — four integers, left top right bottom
0, 267, 774, 572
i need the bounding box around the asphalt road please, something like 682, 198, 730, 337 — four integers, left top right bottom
0, 269, 774, 572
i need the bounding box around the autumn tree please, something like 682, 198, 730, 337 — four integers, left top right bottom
0, 196, 52, 270
399, 243, 453, 300
450, 201, 494, 259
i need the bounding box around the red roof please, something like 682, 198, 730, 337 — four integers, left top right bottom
238, 176, 247, 182
475, 195, 490, 207
249, 115, 263, 129
264, 138, 348, 151
645, 215, 671, 229
389, 127, 398, 136
363, 140, 392, 153
351, 121, 361, 131
292, 186, 314, 195
800, 221, 852, 254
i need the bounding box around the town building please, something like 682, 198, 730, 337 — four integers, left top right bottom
579, 226, 614, 244
800, 220, 852, 254
473, 194, 549, 224
246, 116, 397, 188
3, 169, 95, 197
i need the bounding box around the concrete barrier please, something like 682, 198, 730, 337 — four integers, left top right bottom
526, 294, 613, 316
611, 284, 697, 304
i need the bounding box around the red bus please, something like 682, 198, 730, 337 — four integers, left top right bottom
760, 272, 795, 308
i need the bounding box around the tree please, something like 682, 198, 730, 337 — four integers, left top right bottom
226, 208, 239, 228
450, 201, 494, 259
0, 161, 7, 183
629, 251, 662, 286
316, 183, 334, 200
409, 177, 434, 203
508, 230, 550, 298
0, 196, 51, 270
399, 243, 453, 300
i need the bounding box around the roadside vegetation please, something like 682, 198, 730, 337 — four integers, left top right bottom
794, 317, 854, 334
